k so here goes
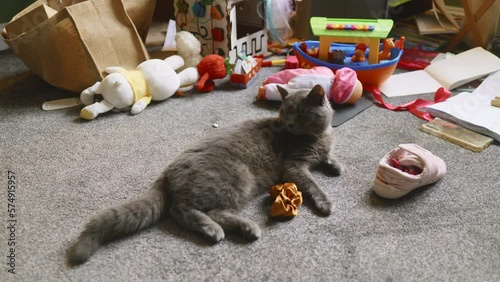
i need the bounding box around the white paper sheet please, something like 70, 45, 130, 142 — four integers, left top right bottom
162, 19, 177, 51
426, 71, 500, 141
379, 70, 444, 97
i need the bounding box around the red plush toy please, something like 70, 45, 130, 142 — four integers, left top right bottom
196, 54, 228, 92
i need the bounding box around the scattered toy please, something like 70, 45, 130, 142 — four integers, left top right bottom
196, 54, 230, 93
80, 55, 198, 120
257, 66, 363, 105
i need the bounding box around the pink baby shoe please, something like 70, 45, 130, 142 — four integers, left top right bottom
373, 144, 446, 199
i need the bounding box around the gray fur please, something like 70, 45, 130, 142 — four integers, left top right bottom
68, 84, 342, 265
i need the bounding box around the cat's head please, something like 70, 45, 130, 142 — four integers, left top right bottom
277, 85, 333, 136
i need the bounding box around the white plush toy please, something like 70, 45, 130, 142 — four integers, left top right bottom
80, 55, 198, 120
175, 31, 203, 71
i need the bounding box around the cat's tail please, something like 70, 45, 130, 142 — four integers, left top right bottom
67, 177, 167, 266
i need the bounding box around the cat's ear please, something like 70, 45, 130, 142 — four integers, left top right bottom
307, 85, 326, 105
276, 85, 289, 100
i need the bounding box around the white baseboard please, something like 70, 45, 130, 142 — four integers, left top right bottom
0, 23, 8, 51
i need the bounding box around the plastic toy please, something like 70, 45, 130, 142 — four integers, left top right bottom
196, 54, 230, 93
175, 30, 203, 70
378, 37, 404, 62
269, 183, 303, 217
351, 43, 367, 63
292, 17, 405, 86
261, 58, 286, 67
311, 17, 393, 64
378, 38, 395, 62
260, 54, 297, 69
267, 37, 303, 56
229, 52, 262, 88
257, 66, 363, 105
285, 55, 299, 69
80, 55, 198, 120
326, 23, 375, 31
330, 49, 346, 64
300, 42, 319, 58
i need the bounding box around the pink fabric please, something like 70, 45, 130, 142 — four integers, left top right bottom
331, 68, 357, 104
264, 66, 333, 84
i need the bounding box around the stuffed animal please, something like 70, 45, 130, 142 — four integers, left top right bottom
257, 66, 363, 105
196, 54, 229, 93
80, 55, 198, 120
175, 31, 203, 70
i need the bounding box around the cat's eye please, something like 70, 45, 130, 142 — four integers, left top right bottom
298, 108, 307, 116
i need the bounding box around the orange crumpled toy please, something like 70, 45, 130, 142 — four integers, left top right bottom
269, 183, 303, 217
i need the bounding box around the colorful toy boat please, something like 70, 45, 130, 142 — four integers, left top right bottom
292, 40, 403, 87
297, 17, 404, 86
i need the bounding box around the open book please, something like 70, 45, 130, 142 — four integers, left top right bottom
425, 70, 500, 142
380, 47, 500, 97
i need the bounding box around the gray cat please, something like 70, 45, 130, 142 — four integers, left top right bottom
68, 84, 342, 265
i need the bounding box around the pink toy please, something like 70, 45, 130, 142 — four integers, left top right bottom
264, 66, 333, 84
285, 56, 299, 69
257, 66, 363, 104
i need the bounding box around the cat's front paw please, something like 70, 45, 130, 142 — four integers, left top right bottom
241, 221, 261, 241
313, 197, 332, 216
321, 159, 343, 177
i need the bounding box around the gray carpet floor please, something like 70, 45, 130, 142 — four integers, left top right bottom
1, 49, 499, 282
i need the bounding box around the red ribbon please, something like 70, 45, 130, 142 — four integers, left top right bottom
364, 85, 451, 121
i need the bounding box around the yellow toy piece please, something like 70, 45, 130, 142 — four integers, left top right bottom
269, 183, 303, 217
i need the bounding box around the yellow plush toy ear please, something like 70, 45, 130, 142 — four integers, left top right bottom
269, 183, 303, 217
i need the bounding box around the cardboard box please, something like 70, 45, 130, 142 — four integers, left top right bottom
174, 0, 268, 61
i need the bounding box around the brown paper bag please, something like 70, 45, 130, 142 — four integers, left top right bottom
7, 0, 156, 42
1, 0, 155, 93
